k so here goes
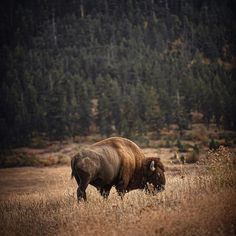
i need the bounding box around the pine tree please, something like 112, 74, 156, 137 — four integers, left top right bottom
109, 80, 122, 134
97, 94, 112, 137
77, 82, 93, 136
46, 77, 68, 140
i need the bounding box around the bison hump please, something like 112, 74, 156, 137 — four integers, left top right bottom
92, 137, 144, 188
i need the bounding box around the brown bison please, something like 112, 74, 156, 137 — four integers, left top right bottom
71, 137, 165, 201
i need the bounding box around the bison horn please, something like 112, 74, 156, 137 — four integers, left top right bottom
150, 160, 155, 171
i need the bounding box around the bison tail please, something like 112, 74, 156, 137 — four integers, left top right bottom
71, 155, 77, 179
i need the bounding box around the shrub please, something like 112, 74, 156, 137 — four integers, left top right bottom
0, 153, 40, 168
204, 146, 236, 187
185, 151, 199, 164
224, 137, 233, 147
30, 136, 48, 149
209, 138, 220, 150
180, 154, 185, 164
218, 131, 236, 140
191, 125, 208, 144
176, 139, 186, 152
134, 136, 150, 147
57, 155, 70, 165
193, 144, 200, 154
165, 139, 171, 148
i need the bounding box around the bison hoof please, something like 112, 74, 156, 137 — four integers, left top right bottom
100, 189, 110, 199
156, 185, 165, 192
77, 189, 87, 202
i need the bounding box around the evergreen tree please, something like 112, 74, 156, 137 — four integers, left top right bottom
76, 82, 93, 136
97, 93, 112, 137
46, 78, 68, 140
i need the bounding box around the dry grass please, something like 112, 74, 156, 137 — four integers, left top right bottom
0, 148, 236, 236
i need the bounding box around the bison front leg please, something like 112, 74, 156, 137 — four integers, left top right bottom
99, 186, 112, 199
116, 180, 126, 200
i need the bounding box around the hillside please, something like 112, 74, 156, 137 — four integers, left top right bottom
0, 0, 236, 149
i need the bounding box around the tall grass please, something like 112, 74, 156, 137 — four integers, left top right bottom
0, 148, 236, 236
202, 146, 236, 188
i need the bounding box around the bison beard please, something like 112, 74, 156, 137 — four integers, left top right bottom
71, 137, 165, 201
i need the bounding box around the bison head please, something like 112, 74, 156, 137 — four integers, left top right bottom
142, 157, 165, 193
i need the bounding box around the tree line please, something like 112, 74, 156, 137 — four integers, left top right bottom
0, 0, 236, 148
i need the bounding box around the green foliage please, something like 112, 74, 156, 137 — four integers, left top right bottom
180, 155, 185, 164
176, 139, 186, 152
46, 78, 69, 139
134, 136, 150, 148
77, 82, 93, 136
30, 136, 48, 149
0, 153, 39, 168
97, 94, 112, 137
165, 139, 171, 148
193, 144, 200, 154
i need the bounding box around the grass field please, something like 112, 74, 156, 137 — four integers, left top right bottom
0, 147, 235, 236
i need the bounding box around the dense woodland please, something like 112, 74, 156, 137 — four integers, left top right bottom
0, 0, 236, 148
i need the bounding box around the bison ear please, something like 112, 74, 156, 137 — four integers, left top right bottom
150, 160, 155, 171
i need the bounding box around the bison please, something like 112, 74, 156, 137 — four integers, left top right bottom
71, 137, 165, 201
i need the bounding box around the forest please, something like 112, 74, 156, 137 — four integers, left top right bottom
0, 0, 236, 148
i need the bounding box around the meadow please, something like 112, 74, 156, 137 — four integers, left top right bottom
0, 146, 235, 236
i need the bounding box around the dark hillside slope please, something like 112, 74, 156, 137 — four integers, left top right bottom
0, 0, 235, 148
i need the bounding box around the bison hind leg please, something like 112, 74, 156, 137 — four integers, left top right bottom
76, 170, 91, 202
77, 187, 87, 201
